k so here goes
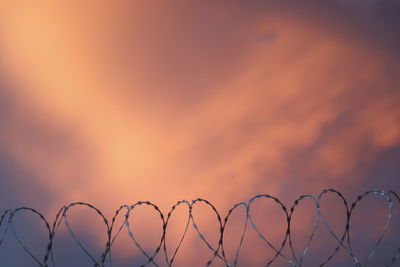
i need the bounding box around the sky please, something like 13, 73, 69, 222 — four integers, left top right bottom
0, 0, 400, 266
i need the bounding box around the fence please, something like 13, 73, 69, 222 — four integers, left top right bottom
0, 189, 399, 266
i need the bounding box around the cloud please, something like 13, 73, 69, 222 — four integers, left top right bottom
1, 0, 399, 265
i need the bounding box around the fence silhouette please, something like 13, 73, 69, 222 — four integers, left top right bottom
0, 189, 399, 267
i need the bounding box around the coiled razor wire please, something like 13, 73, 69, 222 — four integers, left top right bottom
0, 189, 399, 266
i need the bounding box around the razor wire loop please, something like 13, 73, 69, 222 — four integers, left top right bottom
162, 200, 191, 266
347, 191, 393, 267
8, 207, 52, 267
247, 194, 293, 266
0, 189, 399, 267
63, 202, 110, 267
190, 198, 225, 266
316, 189, 350, 266
219, 202, 249, 267
287, 195, 319, 267
124, 201, 165, 267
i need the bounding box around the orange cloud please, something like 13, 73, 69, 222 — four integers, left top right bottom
1, 1, 399, 265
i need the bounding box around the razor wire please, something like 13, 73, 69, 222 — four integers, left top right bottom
0, 189, 399, 267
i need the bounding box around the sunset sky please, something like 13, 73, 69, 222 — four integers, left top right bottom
1, 0, 400, 266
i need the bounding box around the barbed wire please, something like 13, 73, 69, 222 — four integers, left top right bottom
0, 189, 399, 266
